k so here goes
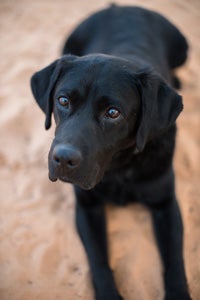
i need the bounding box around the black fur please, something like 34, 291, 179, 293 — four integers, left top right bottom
31, 5, 190, 300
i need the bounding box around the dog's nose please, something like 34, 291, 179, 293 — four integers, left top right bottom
53, 144, 82, 169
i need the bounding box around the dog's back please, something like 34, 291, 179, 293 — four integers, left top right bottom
63, 5, 188, 80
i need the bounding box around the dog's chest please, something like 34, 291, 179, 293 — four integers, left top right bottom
96, 168, 139, 205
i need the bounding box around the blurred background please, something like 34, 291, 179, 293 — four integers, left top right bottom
0, 0, 199, 299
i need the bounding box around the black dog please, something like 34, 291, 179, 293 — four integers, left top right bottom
31, 5, 191, 300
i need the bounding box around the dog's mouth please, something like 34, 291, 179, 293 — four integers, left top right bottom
49, 173, 73, 185
48, 163, 102, 190
48, 172, 58, 182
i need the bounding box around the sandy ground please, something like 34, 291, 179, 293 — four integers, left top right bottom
0, 0, 199, 299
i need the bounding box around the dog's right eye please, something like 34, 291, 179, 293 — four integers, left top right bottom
58, 96, 70, 108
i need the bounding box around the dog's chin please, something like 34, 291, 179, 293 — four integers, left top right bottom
48, 171, 101, 190
60, 176, 99, 190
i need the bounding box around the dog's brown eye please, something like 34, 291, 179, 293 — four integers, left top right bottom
105, 107, 120, 119
58, 96, 70, 107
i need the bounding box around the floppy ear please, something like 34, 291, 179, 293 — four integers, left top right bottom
135, 70, 183, 152
31, 59, 61, 129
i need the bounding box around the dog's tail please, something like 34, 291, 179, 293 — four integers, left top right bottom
163, 15, 189, 70
169, 31, 188, 89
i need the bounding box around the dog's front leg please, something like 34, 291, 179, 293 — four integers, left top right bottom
151, 196, 191, 300
75, 187, 123, 300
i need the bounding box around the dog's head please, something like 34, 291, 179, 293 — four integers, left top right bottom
31, 54, 182, 190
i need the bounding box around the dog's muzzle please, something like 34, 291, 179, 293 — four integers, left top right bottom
48, 143, 101, 190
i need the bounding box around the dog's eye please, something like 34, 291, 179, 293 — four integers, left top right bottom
58, 96, 70, 107
105, 107, 121, 119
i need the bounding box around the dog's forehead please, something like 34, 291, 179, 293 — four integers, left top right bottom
58, 54, 137, 97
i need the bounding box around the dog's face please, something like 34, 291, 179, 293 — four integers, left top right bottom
31, 54, 182, 190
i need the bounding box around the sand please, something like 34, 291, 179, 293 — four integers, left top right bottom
0, 0, 199, 299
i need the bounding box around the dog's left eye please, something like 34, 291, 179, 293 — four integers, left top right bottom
105, 107, 121, 119
58, 96, 70, 108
